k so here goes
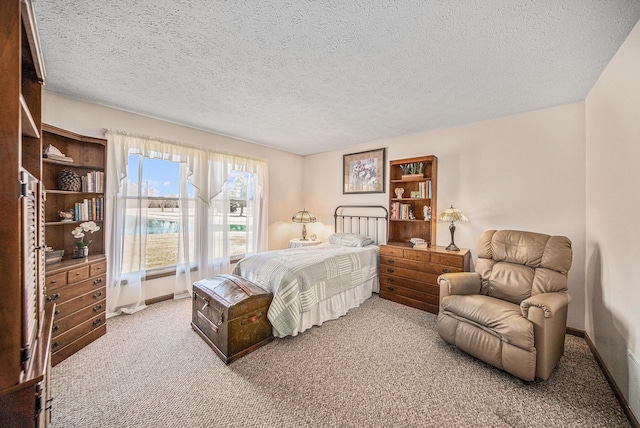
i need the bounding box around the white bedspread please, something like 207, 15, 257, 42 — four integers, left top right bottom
233, 243, 379, 337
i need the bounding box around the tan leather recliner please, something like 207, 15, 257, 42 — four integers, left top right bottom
437, 230, 572, 381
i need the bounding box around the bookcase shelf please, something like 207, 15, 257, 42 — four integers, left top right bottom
387, 155, 438, 246
42, 125, 107, 259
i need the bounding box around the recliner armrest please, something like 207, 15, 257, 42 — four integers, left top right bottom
520, 292, 571, 319
438, 272, 481, 298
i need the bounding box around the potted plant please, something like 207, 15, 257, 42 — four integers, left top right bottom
400, 162, 425, 180
72, 221, 100, 259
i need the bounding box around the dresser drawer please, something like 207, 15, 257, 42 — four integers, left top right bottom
379, 245, 404, 257
54, 291, 105, 320
379, 282, 439, 306
46, 274, 106, 305
51, 324, 106, 366
90, 260, 107, 277
380, 245, 431, 261
431, 253, 467, 269
380, 273, 439, 294
45, 271, 68, 291
52, 301, 106, 338
51, 312, 105, 353
422, 263, 464, 276
380, 255, 418, 270
380, 265, 438, 283
403, 248, 430, 262
67, 265, 90, 284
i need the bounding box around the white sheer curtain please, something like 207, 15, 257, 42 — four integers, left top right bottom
105, 130, 268, 317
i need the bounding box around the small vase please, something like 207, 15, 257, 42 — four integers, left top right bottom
73, 246, 89, 259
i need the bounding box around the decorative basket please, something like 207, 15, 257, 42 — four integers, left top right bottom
57, 168, 81, 192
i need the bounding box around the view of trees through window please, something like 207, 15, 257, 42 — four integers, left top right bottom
123, 155, 250, 272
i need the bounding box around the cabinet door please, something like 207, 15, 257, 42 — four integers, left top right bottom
20, 170, 43, 371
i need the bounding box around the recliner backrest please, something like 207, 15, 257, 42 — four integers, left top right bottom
475, 230, 572, 305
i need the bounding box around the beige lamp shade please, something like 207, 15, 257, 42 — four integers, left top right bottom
438, 205, 468, 224
438, 205, 468, 252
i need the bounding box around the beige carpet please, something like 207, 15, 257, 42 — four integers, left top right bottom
50, 295, 631, 427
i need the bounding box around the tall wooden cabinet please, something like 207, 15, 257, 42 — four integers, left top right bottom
42, 125, 107, 366
380, 155, 471, 314
0, 0, 55, 426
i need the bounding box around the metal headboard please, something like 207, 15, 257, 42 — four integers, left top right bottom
334, 205, 388, 245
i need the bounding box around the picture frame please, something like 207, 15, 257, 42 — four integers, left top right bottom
343, 148, 386, 194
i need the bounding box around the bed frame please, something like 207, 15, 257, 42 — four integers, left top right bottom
334, 205, 388, 245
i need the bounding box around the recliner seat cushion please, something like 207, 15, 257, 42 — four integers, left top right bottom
441, 294, 534, 351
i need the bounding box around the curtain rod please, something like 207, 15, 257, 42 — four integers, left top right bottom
103, 128, 269, 163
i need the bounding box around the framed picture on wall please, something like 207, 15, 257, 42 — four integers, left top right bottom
343, 148, 386, 194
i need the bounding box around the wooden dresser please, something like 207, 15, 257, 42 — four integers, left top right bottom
44, 255, 107, 366
379, 244, 470, 314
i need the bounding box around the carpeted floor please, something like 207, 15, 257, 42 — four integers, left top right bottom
50, 295, 631, 427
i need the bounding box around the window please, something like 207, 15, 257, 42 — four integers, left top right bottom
122, 155, 254, 273
106, 129, 268, 315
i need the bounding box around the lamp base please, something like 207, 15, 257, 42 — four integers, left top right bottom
445, 222, 460, 252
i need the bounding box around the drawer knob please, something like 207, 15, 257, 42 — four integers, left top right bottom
75, 272, 82, 276
386, 268, 394, 273
51, 342, 59, 350
52, 325, 59, 333
388, 286, 396, 291
93, 304, 103, 312
388, 277, 395, 283
93, 291, 103, 299
46, 293, 60, 302
442, 268, 450, 273
92, 318, 103, 326
93, 278, 103, 285
49, 280, 57, 284
54, 309, 60, 316
387, 259, 395, 265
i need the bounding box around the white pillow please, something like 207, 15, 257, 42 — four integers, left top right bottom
327, 233, 374, 247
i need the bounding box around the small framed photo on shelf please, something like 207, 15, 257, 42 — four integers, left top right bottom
343, 148, 386, 194
410, 191, 421, 198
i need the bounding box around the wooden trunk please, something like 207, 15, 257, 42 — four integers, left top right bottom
191, 274, 273, 364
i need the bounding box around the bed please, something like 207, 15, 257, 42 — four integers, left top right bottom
232, 205, 388, 337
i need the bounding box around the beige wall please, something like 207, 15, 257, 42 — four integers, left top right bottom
304, 102, 587, 330
586, 19, 640, 418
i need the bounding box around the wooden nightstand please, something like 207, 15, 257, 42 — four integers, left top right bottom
288, 238, 322, 248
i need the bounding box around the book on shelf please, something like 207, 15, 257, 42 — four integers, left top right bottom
73, 197, 104, 221
390, 202, 414, 220
80, 170, 104, 193
418, 180, 432, 198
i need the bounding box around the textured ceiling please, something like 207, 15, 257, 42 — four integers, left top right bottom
33, 1, 640, 156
